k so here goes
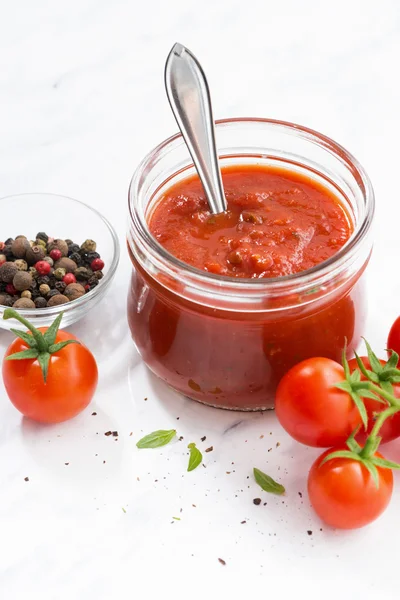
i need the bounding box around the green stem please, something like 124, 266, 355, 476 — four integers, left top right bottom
3, 308, 46, 352
368, 382, 400, 408
369, 405, 400, 440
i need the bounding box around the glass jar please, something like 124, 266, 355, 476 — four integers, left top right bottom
127, 118, 374, 411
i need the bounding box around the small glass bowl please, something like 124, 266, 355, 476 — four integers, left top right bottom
0, 193, 120, 331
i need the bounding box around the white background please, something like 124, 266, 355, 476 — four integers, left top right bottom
0, 1, 399, 598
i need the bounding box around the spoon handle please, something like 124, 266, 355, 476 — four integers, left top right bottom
165, 43, 227, 215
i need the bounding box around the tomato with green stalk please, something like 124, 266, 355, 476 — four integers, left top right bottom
308, 402, 400, 529
274, 351, 381, 448
2, 308, 98, 423
348, 339, 400, 443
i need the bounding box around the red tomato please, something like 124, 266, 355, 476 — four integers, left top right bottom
275, 357, 361, 447
3, 329, 98, 423
348, 356, 400, 444
308, 447, 393, 529
388, 317, 400, 357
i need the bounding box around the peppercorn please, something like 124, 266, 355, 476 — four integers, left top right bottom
13, 298, 35, 309
0, 282, 5, 292
47, 294, 69, 306
26, 244, 46, 265
0, 254, 6, 265
31, 289, 40, 300
35, 260, 51, 276
14, 259, 28, 271
11, 236, 29, 258
94, 271, 104, 280
42, 256, 54, 267
48, 239, 68, 257
21, 290, 32, 299
37, 275, 50, 286
36, 232, 49, 244
47, 289, 60, 299
63, 273, 76, 285
91, 258, 104, 272
39, 284, 50, 296
0, 293, 13, 307
80, 239, 97, 253
0, 242, 4, 251
13, 271, 33, 291
55, 281, 66, 293
65, 238, 73, 246
5, 283, 17, 295
3, 245, 13, 259
64, 282, 85, 301
29, 267, 38, 278
0, 261, 18, 283
34, 297, 47, 308
68, 252, 82, 266
68, 243, 80, 255
74, 266, 92, 281
4, 238, 13, 245
54, 268, 66, 282
55, 257, 77, 273
49, 248, 62, 262
35, 239, 47, 250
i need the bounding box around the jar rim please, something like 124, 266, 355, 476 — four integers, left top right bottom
128, 117, 374, 293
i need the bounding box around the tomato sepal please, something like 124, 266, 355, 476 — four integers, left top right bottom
6, 348, 39, 360
3, 308, 81, 384
10, 328, 37, 349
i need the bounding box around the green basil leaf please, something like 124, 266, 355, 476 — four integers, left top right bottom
253, 467, 285, 495
187, 442, 202, 471
136, 429, 176, 449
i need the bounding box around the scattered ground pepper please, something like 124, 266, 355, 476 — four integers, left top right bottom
24, 476, 29, 482
218, 558, 226, 566
92, 412, 97, 416
253, 498, 261, 505
201, 436, 206, 442
307, 530, 313, 536
205, 446, 213, 452
104, 431, 112, 437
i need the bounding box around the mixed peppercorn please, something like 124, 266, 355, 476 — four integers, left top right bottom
0, 233, 104, 309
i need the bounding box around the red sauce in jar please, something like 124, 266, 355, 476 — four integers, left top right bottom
149, 165, 352, 278
128, 164, 366, 410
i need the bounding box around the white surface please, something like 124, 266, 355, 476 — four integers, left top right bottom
0, 1, 399, 598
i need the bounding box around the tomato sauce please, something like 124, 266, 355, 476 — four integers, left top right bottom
149, 165, 352, 278
128, 164, 366, 410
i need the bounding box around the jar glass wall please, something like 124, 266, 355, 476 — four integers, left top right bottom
127, 119, 374, 410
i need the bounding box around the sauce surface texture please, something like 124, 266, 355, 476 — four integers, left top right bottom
149, 165, 352, 278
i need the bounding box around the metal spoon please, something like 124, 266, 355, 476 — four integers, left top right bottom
165, 43, 227, 215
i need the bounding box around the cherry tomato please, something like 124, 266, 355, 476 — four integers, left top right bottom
388, 316, 400, 357
308, 447, 393, 529
348, 356, 400, 444
275, 357, 361, 447
3, 328, 98, 423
